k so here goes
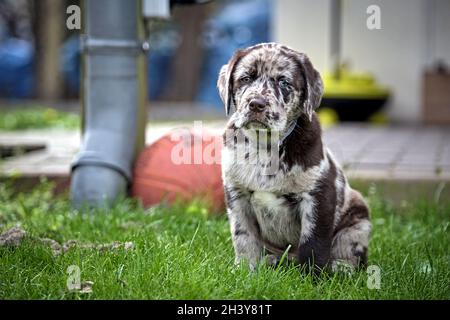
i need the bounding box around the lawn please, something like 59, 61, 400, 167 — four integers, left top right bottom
0, 181, 449, 299
0, 107, 79, 131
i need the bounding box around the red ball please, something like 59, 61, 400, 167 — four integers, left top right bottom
131, 129, 225, 214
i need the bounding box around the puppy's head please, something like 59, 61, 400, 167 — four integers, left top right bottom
217, 43, 323, 134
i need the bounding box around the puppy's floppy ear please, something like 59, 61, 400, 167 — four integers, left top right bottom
217, 49, 248, 116
297, 53, 323, 121
217, 64, 231, 115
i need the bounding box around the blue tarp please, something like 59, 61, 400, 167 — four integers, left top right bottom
0, 0, 270, 105
0, 37, 34, 98
197, 0, 271, 108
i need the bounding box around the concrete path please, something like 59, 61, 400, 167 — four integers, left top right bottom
323, 124, 450, 180
1, 123, 450, 181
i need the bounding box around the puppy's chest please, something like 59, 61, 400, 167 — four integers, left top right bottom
222, 146, 296, 192
222, 146, 324, 193
222, 146, 326, 248
250, 191, 302, 248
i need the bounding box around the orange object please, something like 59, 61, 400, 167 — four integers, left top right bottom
131, 129, 224, 214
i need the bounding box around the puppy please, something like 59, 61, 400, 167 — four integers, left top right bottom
217, 43, 371, 273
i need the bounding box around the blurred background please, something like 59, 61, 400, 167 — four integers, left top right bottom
0, 0, 272, 121
1, 1, 450, 301
0, 0, 448, 124
0, 0, 449, 204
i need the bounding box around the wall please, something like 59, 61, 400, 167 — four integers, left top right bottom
274, 0, 450, 123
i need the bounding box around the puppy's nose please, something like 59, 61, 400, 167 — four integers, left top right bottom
249, 98, 267, 112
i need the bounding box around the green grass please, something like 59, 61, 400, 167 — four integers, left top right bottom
0, 181, 449, 299
0, 108, 80, 130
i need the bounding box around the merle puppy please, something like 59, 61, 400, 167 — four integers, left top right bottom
217, 43, 371, 272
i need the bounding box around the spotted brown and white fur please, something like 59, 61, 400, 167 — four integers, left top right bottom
217, 43, 371, 273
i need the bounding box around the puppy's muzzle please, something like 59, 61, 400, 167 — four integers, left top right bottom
248, 97, 268, 113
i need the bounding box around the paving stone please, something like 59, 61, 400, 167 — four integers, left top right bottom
1, 124, 449, 181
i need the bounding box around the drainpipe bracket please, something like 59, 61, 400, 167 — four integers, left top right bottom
71, 151, 132, 183
81, 35, 150, 55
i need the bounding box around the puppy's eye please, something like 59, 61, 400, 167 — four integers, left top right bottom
240, 76, 252, 84
278, 78, 290, 88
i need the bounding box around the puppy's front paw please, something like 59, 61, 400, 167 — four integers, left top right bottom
234, 257, 258, 271
331, 259, 355, 275
264, 254, 281, 267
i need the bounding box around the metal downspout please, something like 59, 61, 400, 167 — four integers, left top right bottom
70, 0, 147, 208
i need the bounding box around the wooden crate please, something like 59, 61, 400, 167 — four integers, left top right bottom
423, 71, 450, 125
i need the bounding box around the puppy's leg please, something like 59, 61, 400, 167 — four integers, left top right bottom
297, 193, 334, 273
331, 190, 371, 271
225, 186, 262, 269
228, 210, 263, 269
